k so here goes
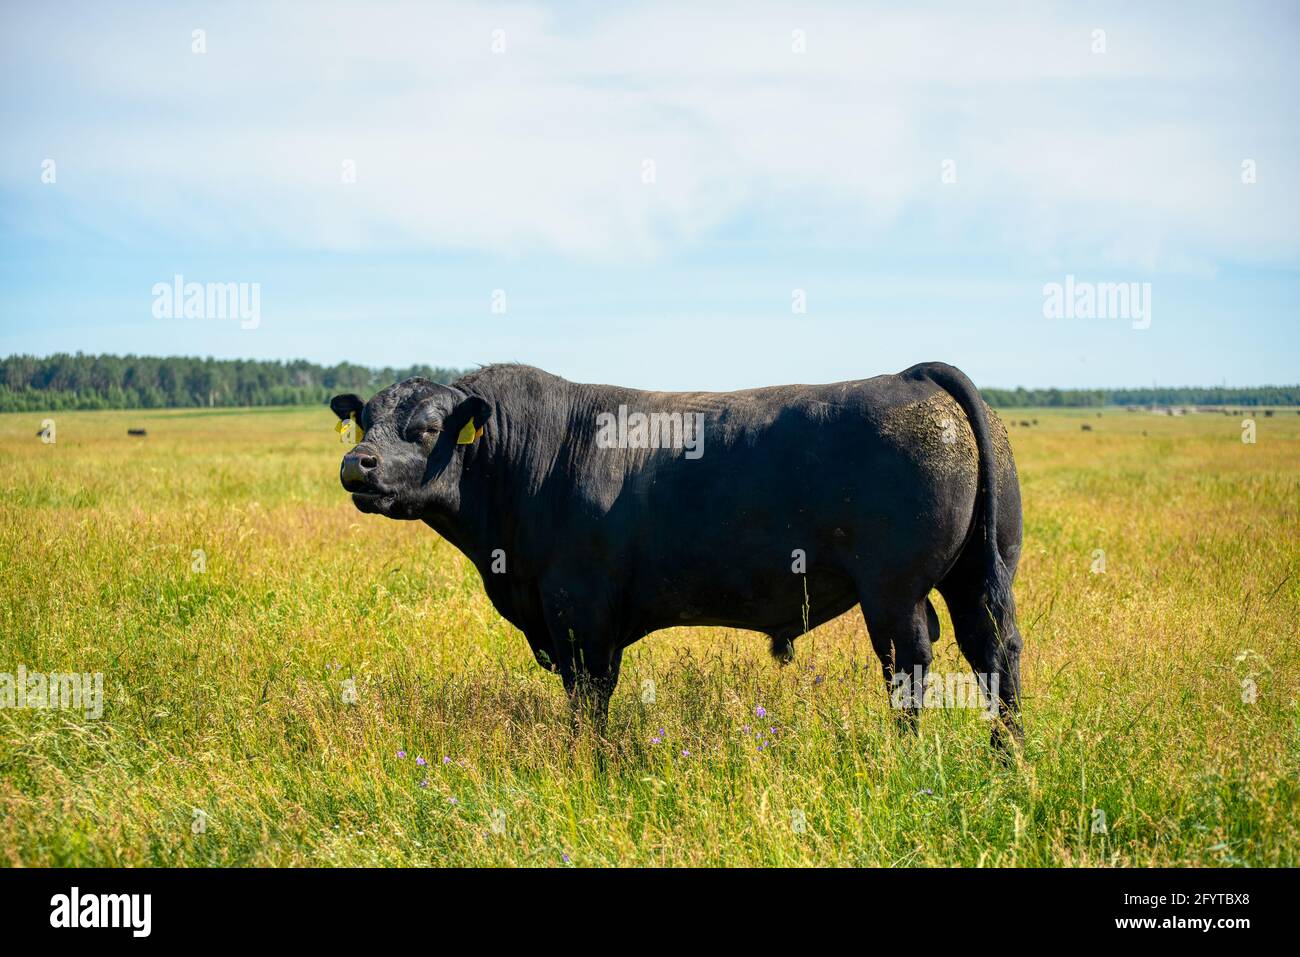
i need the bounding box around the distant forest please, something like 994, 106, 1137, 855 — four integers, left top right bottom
0, 354, 465, 411
1, 353, 1296, 411
978, 385, 1300, 408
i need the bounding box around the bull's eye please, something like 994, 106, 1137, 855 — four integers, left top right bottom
403, 404, 444, 443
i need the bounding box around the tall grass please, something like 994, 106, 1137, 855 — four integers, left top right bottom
1, 405, 1296, 866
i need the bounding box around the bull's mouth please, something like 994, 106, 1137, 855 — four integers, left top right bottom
350, 489, 396, 513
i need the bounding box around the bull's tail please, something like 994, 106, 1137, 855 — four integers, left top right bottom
902, 362, 1013, 630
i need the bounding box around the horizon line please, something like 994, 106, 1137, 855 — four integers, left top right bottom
2, 352, 1296, 394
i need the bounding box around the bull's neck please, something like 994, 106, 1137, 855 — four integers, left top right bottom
438, 379, 604, 571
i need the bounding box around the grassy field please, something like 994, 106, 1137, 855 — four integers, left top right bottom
0, 403, 1296, 867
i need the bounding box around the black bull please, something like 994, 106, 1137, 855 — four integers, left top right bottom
331, 361, 1023, 745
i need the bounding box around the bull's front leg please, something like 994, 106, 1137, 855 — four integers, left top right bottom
540, 588, 620, 738
570, 649, 622, 739
522, 627, 559, 674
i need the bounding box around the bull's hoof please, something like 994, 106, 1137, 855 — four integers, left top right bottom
990, 719, 1024, 757
769, 635, 795, 664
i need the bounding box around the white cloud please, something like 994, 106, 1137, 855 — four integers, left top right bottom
3, 0, 1297, 271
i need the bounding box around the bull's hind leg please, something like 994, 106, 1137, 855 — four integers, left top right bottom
938, 573, 1023, 749
859, 597, 936, 735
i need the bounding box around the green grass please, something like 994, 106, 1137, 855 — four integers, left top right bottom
1, 405, 1297, 866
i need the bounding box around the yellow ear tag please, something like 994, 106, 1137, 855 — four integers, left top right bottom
335, 415, 363, 443
456, 419, 478, 445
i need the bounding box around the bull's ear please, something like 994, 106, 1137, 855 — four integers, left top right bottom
330, 394, 364, 421
447, 396, 492, 445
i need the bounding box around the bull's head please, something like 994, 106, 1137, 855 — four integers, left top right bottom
330, 378, 491, 521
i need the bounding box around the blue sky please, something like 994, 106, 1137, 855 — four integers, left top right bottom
1, 0, 1297, 391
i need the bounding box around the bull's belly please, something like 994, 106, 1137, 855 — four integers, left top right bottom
670, 591, 861, 637
635, 562, 861, 637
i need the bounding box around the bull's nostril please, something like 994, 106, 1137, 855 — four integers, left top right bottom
340, 450, 382, 492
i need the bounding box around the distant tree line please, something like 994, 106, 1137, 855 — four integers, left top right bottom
1, 353, 1295, 411
980, 385, 1300, 408
0, 354, 466, 412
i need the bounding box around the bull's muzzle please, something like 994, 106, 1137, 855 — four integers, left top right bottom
340, 449, 381, 492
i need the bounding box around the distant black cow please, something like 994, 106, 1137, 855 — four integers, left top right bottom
330, 362, 1024, 746
127, 428, 147, 437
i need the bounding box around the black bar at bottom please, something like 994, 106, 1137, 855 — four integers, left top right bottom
0, 866, 1277, 942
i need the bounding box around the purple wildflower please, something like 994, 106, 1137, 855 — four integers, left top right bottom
755, 705, 767, 719
396, 750, 407, 759
415, 756, 427, 767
